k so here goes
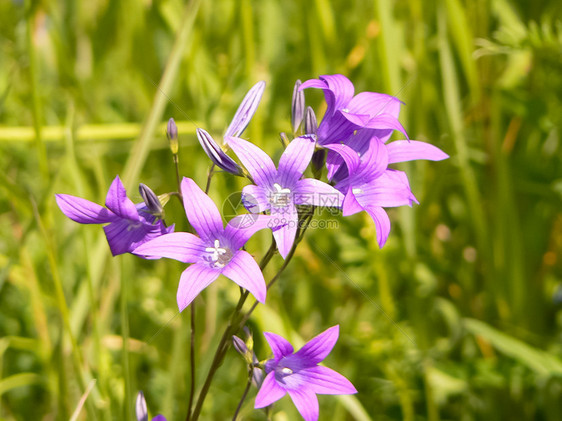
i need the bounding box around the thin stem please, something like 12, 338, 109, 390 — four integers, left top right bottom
185, 304, 196, 421
232, 365, 254, 421
120, 262, 131, 421
174, 154, 182, 199
190, 241, 276, 421
204, 164, 216, 194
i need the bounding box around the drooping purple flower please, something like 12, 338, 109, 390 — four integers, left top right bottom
55, 176, 174, 256
196, 128, 243, 175
333, 133, 448, 247
227, 135, 344, 259
255, 325, 356, 421
136, 391, 167, 421
133, 177, 274, 311
300, 74, 406, 147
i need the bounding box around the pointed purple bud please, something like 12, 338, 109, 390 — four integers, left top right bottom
224, 81, 266, 138
135, 391, 148, 421
304, 106, 317, 135
196, 128, 243, 175
139, 183, 163, 217
167, 118, 178, 154
291, 79, 305, 133
233, 335, 249, 356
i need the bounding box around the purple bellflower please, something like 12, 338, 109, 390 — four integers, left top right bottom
55, 176, 174, 256
255, 325, 357, 421
332, 132, 448, 247
300, 74, 408, 180
133, 177, 275, 311
227, 135, 344, 259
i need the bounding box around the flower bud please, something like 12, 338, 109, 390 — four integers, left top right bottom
304, 106, 317, 136
167, 118, 179, 154
135, 391, 148, 421
291, 79, 305, 133
139, 183, 163, 217
197, 128, 243, 175
224, 81, 266, 138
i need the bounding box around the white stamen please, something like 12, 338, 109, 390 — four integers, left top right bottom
281, 367, 293, 375
342, 108, 350, 113
352, 188, 363, 195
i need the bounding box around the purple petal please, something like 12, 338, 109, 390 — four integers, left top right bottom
271, 205, 298, 259
317, 111, 359, 146
354, 137, 389, 182
362, 113, 409, 140
301, 75, 355, 119
387, 140, 449, 164
135, 391, 148, 421
300, 366, 357, 395
225, 81, 266, 138
254, 372, 287, 408
263, 332, 294, 360
151, 416, 167, 421
365, 206, 391, 248
294, 325, 339, 366
221, 250, 266, 303
105, 176, 139, 221
241, 185, 270, 213
55, 194, 117, 224
355, 170, 418, 208
278, 135, 317, 186
132, 232, 205, 263
287, 388, 319, 421
180, 178, 224, 240
346, 91, 402, 121
196, 128, 242, 175
341, 189, 363, 216
323, 143, 361, 180
225, 214, 276, 250
293, 179, 344, 208
176, 264, 220, 311
227, 136, 277, 187
103, 219, 166, 256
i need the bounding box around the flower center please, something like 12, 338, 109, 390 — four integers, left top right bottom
352, 188, 363, 195
127, 220, 143, 231
269, 183, 292, 207
204, 239, 233, 268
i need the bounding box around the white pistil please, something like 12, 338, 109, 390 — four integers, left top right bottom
270, 183, 291, 207
281, 367, 293, 375
205, 239, 229, 268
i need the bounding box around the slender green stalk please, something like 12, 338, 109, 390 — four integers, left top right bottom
120, 261, 131, 421
232, 364, 254, 421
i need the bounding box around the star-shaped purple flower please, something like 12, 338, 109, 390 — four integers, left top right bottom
255, 325, 356, 421
333, 133, 448, 247
55, 176, 174, 256
133, 177, 274, 311
227, 135, 344, 259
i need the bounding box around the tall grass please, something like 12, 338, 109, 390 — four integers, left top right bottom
1, 0, 561, 419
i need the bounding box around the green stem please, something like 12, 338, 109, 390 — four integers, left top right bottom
232, 364, 254, 421
120, 261, 131, 421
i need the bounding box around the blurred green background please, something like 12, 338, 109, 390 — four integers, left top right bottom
1, 0, 562, 419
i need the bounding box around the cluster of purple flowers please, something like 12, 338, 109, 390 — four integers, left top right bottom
57, 75, 447, 421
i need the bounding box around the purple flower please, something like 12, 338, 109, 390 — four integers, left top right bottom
227, 135, 344, 259
333, 133, 448, 247
255, 325, 356, 421
55, 176, 174, 256
133, 177, 274, 311
300, 74, 406, 147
